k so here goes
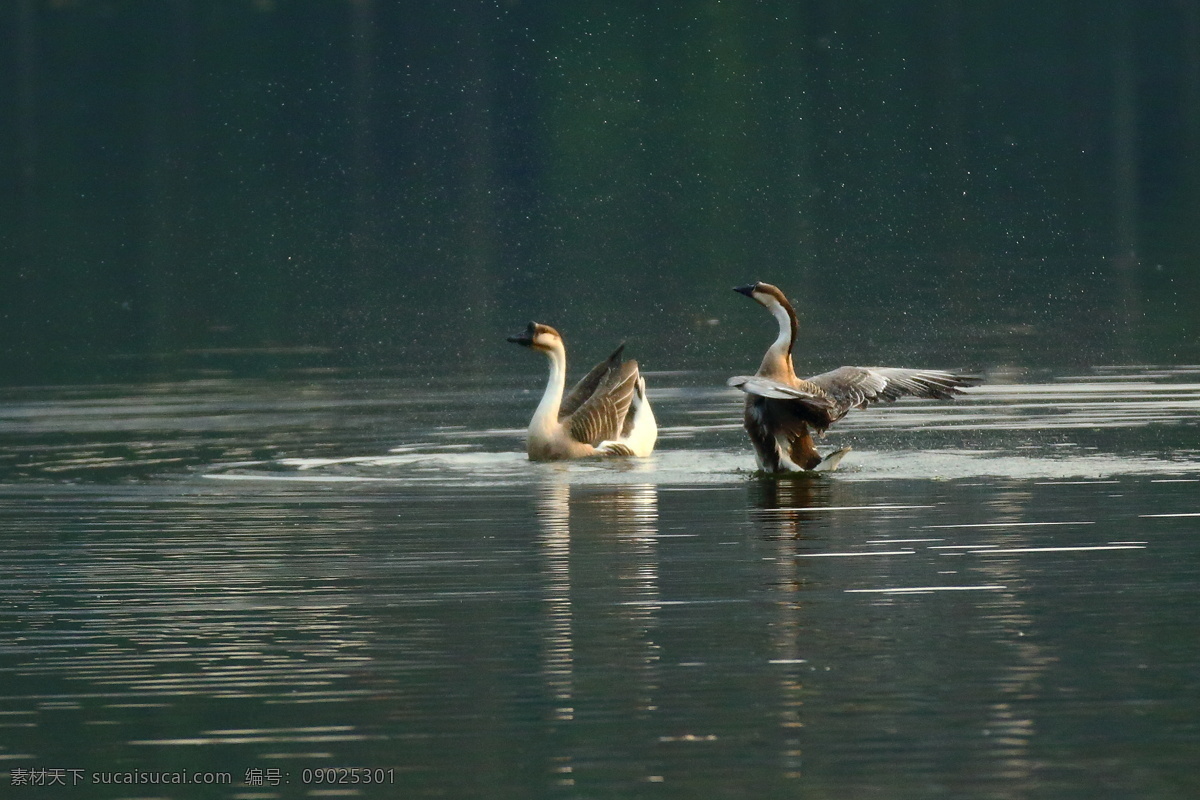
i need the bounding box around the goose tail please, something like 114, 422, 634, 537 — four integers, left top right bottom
617, 375, 657, 457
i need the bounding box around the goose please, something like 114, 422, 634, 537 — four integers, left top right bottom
727, 281, 979, 472
507, 322, 657, 460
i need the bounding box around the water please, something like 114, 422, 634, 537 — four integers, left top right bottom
2, 366, 1200, 799
6, 3, 1200, 378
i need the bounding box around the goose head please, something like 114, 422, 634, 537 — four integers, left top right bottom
507, 321, 563, 353
734, 281, 791, 311
734, 282, 798, 328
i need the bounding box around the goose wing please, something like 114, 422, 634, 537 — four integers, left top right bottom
566, 360, 639, 446
727, 375, 839, 425
728, 376, 829, 402
806, 366, 979, 416
559, 344, 625, 421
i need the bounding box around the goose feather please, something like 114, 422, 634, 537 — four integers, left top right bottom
567, 359, 639, 446
560, 344, 625, 420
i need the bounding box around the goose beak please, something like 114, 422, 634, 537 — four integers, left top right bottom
733, 283, 759, 297
507, 322, 537, 347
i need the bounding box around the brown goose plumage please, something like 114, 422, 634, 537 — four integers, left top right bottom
727, 282, 980, 472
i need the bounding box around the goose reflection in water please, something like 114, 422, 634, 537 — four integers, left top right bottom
747, 475, 836, 780
747, 474, 1054, 789
533, 475, 661, 787
749, 475, 836, 536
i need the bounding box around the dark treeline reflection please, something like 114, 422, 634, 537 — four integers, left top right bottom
2, 0, 1198, 382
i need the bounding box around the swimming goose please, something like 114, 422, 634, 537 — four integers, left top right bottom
728, 281, 979, 472
508, 322, 657, 460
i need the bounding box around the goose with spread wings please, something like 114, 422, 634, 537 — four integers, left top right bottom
727, 282, 979, 472
508, 322, 657, 460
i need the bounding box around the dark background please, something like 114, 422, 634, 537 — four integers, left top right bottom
2, 0, 1198, 382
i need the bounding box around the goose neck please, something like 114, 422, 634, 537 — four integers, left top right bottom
759, 297, 798, 379
532, 342, 567, 430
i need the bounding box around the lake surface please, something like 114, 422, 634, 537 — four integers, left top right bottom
2, 365, 1199, 799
